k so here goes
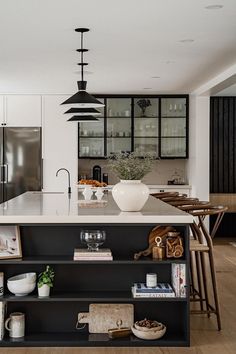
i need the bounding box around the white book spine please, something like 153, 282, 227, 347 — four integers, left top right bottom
0, 301, 6, 340
179, 264, 186, 298
74, 256, 113, 261
132, 291, 175, 298
171, 263, 180, 297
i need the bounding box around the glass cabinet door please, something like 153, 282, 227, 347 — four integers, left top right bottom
134, 98, 159, 155
106, 98, 132, 155
160, 98, 187, 157
78, 99, 105, 157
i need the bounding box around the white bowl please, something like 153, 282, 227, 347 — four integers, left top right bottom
7, 272, 36, 296
8, 272, 36, 283
131, 324, 166, 340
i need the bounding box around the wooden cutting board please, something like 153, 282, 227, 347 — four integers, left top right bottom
77, 304, 134, 333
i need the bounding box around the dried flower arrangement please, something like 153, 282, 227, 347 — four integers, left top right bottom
108, 152, 156, 180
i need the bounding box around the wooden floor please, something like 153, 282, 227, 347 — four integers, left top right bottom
1, 238, 236, 354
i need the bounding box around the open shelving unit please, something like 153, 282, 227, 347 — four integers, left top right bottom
0, 223, 190, 347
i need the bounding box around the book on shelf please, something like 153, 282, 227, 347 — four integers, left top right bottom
131, 287, 175, 298
0, 301, 6, 340
74, 248, 112, 257
171, 263, 186, 298
133, 283, 174, 293
74, 255, 113, 261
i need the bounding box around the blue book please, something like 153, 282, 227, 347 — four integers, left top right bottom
133, 283, 174, 293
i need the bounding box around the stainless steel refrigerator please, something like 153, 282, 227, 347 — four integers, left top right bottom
0, 127, 42, 203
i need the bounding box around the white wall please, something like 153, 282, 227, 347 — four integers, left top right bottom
187, 95, 209, 200
42, 95, 78, 192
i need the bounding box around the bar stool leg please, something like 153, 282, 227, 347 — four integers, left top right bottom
190, 252, 196, 299
208, 248, 222, 330
200, 252, 211, 317
195, 251, 204, 311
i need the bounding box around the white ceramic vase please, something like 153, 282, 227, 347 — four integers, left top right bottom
38, 284, 50, 297
112, 180, 149, 211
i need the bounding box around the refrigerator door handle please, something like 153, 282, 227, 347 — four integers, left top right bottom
2, 164, 8, 184
41, 158, 43, 190
0, 165, 4, 184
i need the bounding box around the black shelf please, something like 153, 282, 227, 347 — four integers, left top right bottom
0, 332, 188, 347
0, 255, 187, 265
79, 136, 104, 138
162, 116, 186, 118
3, 291, 187, 302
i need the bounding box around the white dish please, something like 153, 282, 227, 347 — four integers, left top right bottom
7, 272, 36, 296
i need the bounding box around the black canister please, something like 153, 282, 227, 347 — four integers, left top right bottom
102, 173, 108, 185
92, 165, 101, 182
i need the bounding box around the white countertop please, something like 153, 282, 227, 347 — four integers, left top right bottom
0, 192, 193, 224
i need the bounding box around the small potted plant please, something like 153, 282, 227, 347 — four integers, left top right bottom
38, 265, 55, 297
109, 152, 156, 211
137, 99, 152, 117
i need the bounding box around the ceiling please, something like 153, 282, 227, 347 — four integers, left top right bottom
0, 0, 236, 94
215, 83, 236, 95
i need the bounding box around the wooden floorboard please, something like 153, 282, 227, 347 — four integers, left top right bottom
1, 238, 236, 354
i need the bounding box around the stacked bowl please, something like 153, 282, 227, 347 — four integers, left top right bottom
7, 272, 36, 296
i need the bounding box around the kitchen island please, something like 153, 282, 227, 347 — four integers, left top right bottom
0, 191, 193, 347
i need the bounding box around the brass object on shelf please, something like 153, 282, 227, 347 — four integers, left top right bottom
166, 232, 184, 258
108, 319, 131, 339
152, 236, 165, 260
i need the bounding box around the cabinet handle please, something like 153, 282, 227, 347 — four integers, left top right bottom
3, 164, 8, 184
0, 165, 4, 184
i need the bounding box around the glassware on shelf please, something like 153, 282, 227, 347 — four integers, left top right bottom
80, 230, 106, 251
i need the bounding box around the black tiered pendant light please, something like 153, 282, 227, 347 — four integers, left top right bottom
61, 28, 104, 112
64, 107, 101, 116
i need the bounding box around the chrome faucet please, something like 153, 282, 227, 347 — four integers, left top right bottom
56, 168, 71, 194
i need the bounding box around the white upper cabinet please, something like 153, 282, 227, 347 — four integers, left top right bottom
5, 95, 42, 127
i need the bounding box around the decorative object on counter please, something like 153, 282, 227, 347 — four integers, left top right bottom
0, 273, 3, 296
134, 226, 174, 260
61, 28, 104, 110
166, 232, 184, 258
109, 152, 156, 211
0, 301, 6, 340
0, 226, 22, 260
78, 179, 107, 187
74, 248, 113, 261
95, 187, 104, 201
132, 283, 175, 298
76, 304, 134, 333
80, 230, 106, 251
137, 99, 152, 117
131, 319, 166, 340
5, 312, 25, 339
108, 319, 131, 339
152, 236, 166, 260
82, 186, 93, 201
38, 266, 55, 298
171, 263, 186, 297
102, 173, 108, 185
7, 272, 36, 297
92, 165, 102, 182
146, 273, 157, 288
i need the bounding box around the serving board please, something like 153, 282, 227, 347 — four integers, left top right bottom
77, 304, 134, 333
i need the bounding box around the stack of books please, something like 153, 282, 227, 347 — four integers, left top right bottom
73, 248, 113, 261
131, 283, 175, 298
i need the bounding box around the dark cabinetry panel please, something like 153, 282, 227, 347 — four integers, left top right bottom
210, 97, 236, 193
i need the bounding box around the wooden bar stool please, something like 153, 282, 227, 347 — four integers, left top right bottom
150, 191, 179, 199
187, 205, 227, 330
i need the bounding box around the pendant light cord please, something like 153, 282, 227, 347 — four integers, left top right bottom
81, 32, 84, 82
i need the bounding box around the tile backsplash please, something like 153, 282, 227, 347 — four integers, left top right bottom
78, 159, 187, 185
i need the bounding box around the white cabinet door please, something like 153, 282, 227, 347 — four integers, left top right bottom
5, 95, 42, 126
42, 95, 78, 192
0, 96, 5, 125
